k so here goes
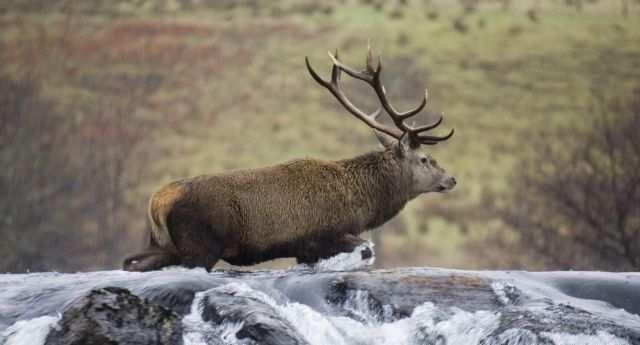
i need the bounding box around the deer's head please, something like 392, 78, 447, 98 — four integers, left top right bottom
375, 131, 456, 196
306, 47, 456, 197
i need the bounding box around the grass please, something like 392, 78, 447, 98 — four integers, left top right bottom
2, 0, 640, 269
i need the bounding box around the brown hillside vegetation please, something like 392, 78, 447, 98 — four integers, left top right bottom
1, 0, 639, 272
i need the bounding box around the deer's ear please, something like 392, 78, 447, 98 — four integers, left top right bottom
374, 130, 396, 149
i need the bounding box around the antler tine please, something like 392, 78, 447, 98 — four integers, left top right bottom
328, 50, 427, 126
330, 50, 341, 84
409, 113, 442, 134
308, 48, 454, 147
306, 56, 331, 88
305, 56, 401, 139
328, 51, 374, 83
370, 57, 430, 123
415, 128, 455, 145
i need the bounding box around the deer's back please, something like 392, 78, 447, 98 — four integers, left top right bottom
157, 158, 371, 255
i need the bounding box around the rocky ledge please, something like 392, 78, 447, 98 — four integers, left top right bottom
1, 267, 639, 345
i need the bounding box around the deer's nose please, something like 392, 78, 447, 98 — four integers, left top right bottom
451, 177, 457, 186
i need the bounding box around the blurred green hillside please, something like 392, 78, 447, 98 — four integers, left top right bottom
1, 0, 639, 271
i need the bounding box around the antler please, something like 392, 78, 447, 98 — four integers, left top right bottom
305, 47, 454, 147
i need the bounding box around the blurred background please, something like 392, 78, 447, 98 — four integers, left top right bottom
1, 0, 639, 273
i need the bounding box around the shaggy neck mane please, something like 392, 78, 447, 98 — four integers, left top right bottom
339, 150, 412, 230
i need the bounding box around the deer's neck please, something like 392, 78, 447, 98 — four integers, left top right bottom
340, 150, 412, 230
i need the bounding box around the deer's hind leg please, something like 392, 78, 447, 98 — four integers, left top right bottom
167, 209, 223, 271
123, 231, 181, 271
123, 249, 179, 271
122, 249, 180, 272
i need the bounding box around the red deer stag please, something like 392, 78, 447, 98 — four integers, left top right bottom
123, 48, 456, 271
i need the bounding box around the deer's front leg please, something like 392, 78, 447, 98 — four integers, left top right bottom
295, 234, 372, 264
334, 234, 372, 260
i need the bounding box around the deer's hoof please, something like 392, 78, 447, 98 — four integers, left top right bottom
360, 247, 373, 260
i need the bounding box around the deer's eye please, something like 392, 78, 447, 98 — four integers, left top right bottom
420, 157, 428, 164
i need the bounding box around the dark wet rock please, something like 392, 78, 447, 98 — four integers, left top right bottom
201, 288, 310, 345
328, 270, 498, 318
142, 284, 196, 315
140, 280, 214, 315
45, 286, 184, 345
490, 304, 640, 344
